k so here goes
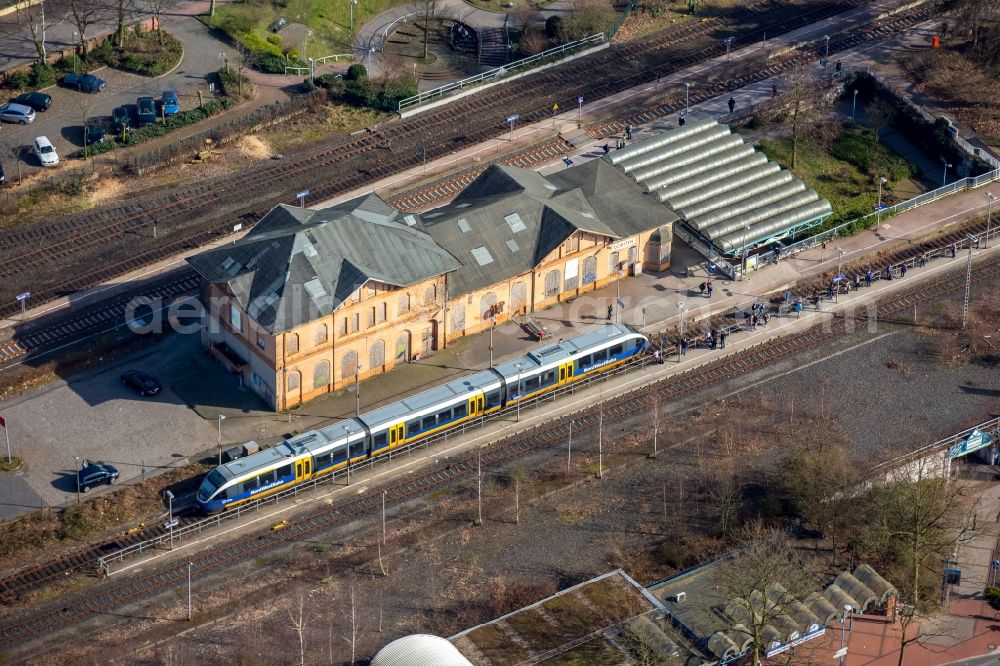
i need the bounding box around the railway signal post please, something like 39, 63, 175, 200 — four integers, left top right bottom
15, 291, 29, 322
0, 415, 9, 464
506, 114, 519, 142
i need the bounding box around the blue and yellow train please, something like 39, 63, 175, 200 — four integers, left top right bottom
196, 324, 649, 513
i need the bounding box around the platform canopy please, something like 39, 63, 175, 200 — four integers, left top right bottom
608, 119, 832, 257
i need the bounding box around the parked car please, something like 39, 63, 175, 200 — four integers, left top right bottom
84, 120, 106, 145
121, 369, 162, 396
76, 460, 119, 492
0, 102, 36, 124
136, 96, 156, 126
13, 91, 52, 112
32, 136, 58, 167
161, 89, 179, 116
112, 105, 131, 132
63, 72, 107, 93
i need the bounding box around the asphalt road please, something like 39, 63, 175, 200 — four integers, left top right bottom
0, 7, 229, 178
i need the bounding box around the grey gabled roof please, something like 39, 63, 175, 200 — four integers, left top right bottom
419, 164, 674, 296
186, 194, 461, 334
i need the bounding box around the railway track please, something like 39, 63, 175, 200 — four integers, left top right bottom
1, 241, 995, 652
0, 0, 906, 318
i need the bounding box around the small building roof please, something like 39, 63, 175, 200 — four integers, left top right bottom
419, 164, 675, 296
372, 634, 472, 666
186, 194, 461, 334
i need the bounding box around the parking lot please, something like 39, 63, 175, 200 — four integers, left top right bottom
0, 14, 229, 178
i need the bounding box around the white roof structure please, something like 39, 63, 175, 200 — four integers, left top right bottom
372, 634, 473, 666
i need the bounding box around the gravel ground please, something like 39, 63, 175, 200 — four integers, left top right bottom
22, 284, 1000, 666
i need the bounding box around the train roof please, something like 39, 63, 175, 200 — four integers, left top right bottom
216, 441, 297, 481
493, 324, 638, 379
360, 369, 502, 428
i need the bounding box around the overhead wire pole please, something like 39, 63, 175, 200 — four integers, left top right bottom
962, 235, 975, 330
187, 562, 193, 621
986, 192, 997, 249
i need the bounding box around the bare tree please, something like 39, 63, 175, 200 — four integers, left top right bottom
68, 0, 101, 56
145, 0, 166, 46
420, 0, 437, 59
780, 67, 825, 170
287, 592, 309, 666
18, 0, 50, 63
867, 98, 896, 144
509, 465, 530, 524
345, 585, 359, 664
712, 521, 817, 666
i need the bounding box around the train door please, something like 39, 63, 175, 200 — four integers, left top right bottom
388, 423, 406, 449
558, 361, 575, 386
295, 458, 312, 481
468, 393, 485, 419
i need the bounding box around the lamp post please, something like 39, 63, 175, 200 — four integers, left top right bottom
165, 490, 175, 549
514, 362, 523, 422
941, 158, 952, 187
839, 604, 853, 666
740, 221, 749, 280
489, 316, 496, 367
876, 176, 887, 230
354, 364, 364, 416
308, 57, 315, 85
615, 268, 623, 323
382, 490, 387, 545
597, 386, 604, 479
187, 562, 194, 621
851, 89, 858, 123
985, 192, 996, 249
962, 234, 976, 330
823, 34, 830, 61
349, 0, 358, 33
684, 83, 691, 113
835, 247, 845, 302
73, 455, 81, 505
217, 414, 226, 465
723, 36, 734, 61
342, 425, 352, 485
677, 302, 687, 362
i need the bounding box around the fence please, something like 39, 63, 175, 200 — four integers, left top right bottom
97, 357, 647, 574
397, 33, 605, 112
605, 0, 634, 40
379, 11, 425, 53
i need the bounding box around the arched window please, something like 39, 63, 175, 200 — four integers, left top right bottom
397, 293, 410, 315
370, 340, 385, 368
286, 370, 300, 391
313, 361, 330, 389
582, 256, 597, 286
424, 284, 437, 305
609, 251, 620, 275
341, 350, 359, 380
286, 333, 299, 355
395, 332, 410, 363
451, 302, 466, 332
544, 270, 560, 298
480, 292, 497, 320
627, 245, 638, 265
314, 324, 328, 346
510, 282, 526, 313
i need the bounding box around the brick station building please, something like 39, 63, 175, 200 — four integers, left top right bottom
187, 159, 677, 410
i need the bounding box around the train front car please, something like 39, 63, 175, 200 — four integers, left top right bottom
493, 323, 648, 408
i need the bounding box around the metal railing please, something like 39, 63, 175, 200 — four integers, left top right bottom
397, 33, 605, 112
380, 11, 425, 52
314, 53, 353, 64
97, 358, 645, 572
283, 66, 310, 75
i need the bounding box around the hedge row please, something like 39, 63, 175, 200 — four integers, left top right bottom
77, 97, 235, 158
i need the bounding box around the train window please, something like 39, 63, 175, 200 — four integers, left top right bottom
217, 488, 229, 500
241, 478, 257, 493
277, 464, 292, 479
407, 419, 421, 434
610, 344, 623, 356
374, 432, 388, 448
436, 408, 452, 424
593, 348, 607, 362
525, 375, 540, 391
315, 453, 332, 468
542, 370, 555, 384
487, 391, 501, 407
350, 441, 365, 458
454, 403, 467, 418
259, 470, 275, 485
422, 415, 436, 430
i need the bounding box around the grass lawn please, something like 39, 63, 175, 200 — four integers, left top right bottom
206, 0, 411, 60
757, 126, 916, 231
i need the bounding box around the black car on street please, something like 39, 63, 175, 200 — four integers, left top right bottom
112, 106, 131, 132
13, 92, 52, 111
77, 461, 119, 492
121, 370, 162, 396
85, 120, 106, 145
136, 96, 157, 126
62, 73, 107, 93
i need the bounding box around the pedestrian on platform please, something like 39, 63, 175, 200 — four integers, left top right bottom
951, 243, 957, 258
653, 350, 662, 364
783, 290, 792, 303
762, 311, 770, 325
680, 338, 688, 356
728, 97, 736, 114
827, 284, 834, 300
707, 284, 713, 298
720, 331, 727, 348
795, 300, 803, 318
699, 282, 706, 297
919, 254, 926, 268
865, 270, 873, 287
900, 262, 907, 278
772, 82, 778, 97
855, 275, 862, 290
